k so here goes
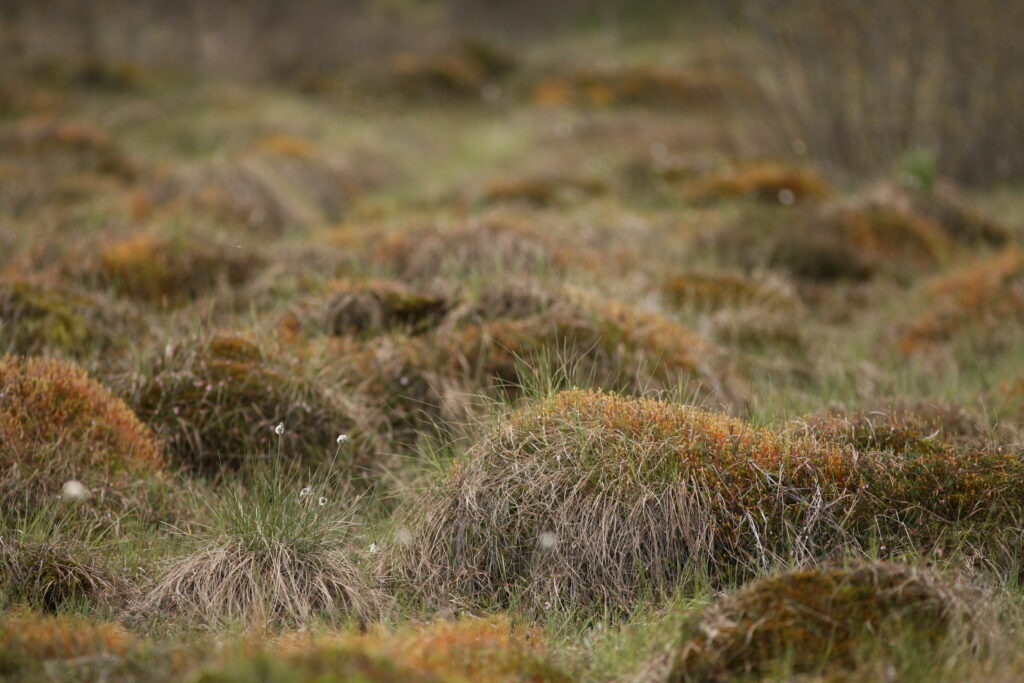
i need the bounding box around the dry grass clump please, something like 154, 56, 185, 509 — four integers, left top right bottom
476, 174, 606, 208
320, 278, 451, 337
661, 272, 797, 312
372, 218, 580, 281
125, 333, 377, 475
532, 67, 730, 109
389, 390, 1024, 616
83, 232, 263, 307
670, 563, 977, 681
685, 163, 832, 205
0, 355, 167, 514
898, 247, 1024, 353
0, 537, 120, 613
0, 608, 135, 675
134, 467, 385, 629
0, 278, 138, 357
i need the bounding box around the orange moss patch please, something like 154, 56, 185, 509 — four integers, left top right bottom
390, 389, 1024, 615
672, 564, 973, 681
0, 608, 135, 668
686, 163, 832, 205
898, 247, 1024, 352
275, 615, 568, 683
532, 67, 731, 109
477, 175, 606, 207
0, 355, 166, 512
0, 118, 135, 178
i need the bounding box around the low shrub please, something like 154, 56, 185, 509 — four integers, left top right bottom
387, 390, 1024, 617
0, 355, 168, 516
670, 563, 978, 681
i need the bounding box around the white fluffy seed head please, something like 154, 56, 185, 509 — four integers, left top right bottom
274, 423, 285, 435
538, 531, 558, 550
336, 434, 349, 445
60, 479, 90, 502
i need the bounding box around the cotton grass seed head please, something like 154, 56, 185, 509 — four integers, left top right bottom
60, 479, 90, 502
337, 434, 349, 445
274, 422, 285, 435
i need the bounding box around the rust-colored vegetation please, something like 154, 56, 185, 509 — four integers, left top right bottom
0, 355, 167, 513
389, 389, 1024, 616
0, 608, 135, 673
899, 247, 1024, 353
685, 163, 832, 205
532, 66, 731, 109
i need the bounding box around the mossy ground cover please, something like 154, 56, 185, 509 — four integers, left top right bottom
3, 6, 1024, 681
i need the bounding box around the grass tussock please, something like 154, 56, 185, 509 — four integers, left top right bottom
899, 247, 1024, 353
388, 389, 1024, 617
372, 218, 582, 281
0, 536, 121, 613
670, 563, 979, 681
477, 174, 606, 208
125, 333, 380, 476
134, 466, 385, 628
661, 272, 798, 312
0, 355, 168, 514
0, 118, 135, 179
390, 39, 515, 100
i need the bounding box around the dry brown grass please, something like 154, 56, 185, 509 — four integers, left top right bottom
532, 67, 732, 109
898, 247, 1024, 353
476, 174, 606, 208
135, 537, 382, 629
661, 272, 798, 312
671, 563, 979, 681
388, 389, 1024, 617
0, 354, 168, 514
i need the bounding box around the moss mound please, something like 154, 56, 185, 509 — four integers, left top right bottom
899, 247, 1024, 353
671, 563, 975, 681
85, 232, 263, 307
0, 279, 139, 357
126, 334, 379, 475
532, 67, 731, 109
389, 390, 1024, 616
0, 355, 168, 515
477, 174, 606, 208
